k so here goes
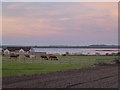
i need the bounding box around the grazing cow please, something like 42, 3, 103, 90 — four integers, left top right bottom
10, 53, 19, 59
30, 55, 36, 59
25, 54, 30, 58
41, 56, 48, 60
18, 55, 28, 60
2, 53, 5, 56
48, 56, 58, 60
62, 54, 66, 56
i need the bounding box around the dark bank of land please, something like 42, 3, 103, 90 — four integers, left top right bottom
34, 45, 118, 48
1, 45, 119, 48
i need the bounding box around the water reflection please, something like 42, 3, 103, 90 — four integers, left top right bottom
33, 48, 118, 55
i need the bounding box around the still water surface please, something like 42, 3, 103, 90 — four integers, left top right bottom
0, 48, 118, 55
33, 48, 118, 55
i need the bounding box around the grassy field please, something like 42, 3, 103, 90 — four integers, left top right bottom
2, 55, 117, 77
0, 56, 1, 77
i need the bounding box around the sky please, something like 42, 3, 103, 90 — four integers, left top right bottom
1, 0, 119, 2
2, 2, 118, 46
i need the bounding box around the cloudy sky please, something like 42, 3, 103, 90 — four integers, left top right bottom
2, 2, 118, 46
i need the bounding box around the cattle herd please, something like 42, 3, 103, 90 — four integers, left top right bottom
41, 56, 58, 60
9, 53, 58, 60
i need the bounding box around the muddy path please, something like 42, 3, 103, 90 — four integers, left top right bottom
2, 64, 119, 88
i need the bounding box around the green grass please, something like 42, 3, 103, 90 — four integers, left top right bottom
2, 55, 117, 77
3, 63, 86, 77
0, 56, 2, 77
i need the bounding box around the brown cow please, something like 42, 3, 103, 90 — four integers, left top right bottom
18, 55, 28, 60
48, 56, 58, 60
2, 53, 5, 56
10, 53, 19, 59
41, 56, 48, 60
25, 54, 30, 58
62, 54, 66, 56
29, 55, 36, 59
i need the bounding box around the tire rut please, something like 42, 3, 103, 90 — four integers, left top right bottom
66, 74, 117, 88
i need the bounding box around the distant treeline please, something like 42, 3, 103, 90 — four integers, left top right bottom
1, 45, 119, 49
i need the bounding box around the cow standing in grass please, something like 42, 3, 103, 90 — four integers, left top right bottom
25, 54, 30, 58
10, 53, 19, 59
30, 55, 36, 59
48, 56, 58, 60
25, 54, 36, 59
41, 56, 48, 60
18, 55, 28, 60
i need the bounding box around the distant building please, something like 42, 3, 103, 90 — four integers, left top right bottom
4, 49, 10, 54
2, 47, 33, 54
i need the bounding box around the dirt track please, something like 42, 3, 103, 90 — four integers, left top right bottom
2, 64, 119, 88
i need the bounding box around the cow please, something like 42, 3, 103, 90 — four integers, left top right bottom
48, 56, 58, 60
29, 55, 36, 59
25, 54, 30, 58
10, 53, 19, 59
41, 56, 48, 60
2, 53, 5, 56
62, 54, 66, 56
18, 55, 28, 60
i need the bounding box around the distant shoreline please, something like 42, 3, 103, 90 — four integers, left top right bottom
33, 46, 118, 49
1, 45, 119, 49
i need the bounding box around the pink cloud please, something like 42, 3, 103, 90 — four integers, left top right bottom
3, 2, 118, 45
3, 16, 66, 39
57, 18, 71, 21
83, 2, 118, 17
6, 3, 25, 9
